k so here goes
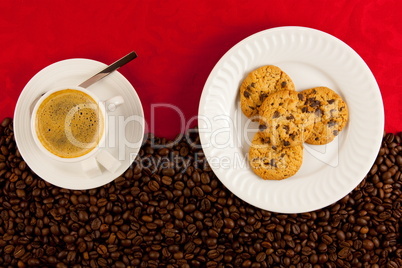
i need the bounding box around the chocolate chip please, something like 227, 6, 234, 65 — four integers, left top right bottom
243, 90, 251, 99
297, 93, 304, 101
273, 111, 280, 118
333, 130, 339, 136
286, 114, 295, 120
259, 124, 267, 131
262, 137, 271, 144
247, 82, 256, 90
328, 99, 335, 104
259, 93, 268, 102
309, 99, 321, 108
328, 121, 337, 127
281, 81, 287, 87
283, 141, 290, 146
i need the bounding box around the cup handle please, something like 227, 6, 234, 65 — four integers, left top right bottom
96, 150, 121, 173
81, 157, 103, 178
105, 96, 124, 112
81, 150, 121, 177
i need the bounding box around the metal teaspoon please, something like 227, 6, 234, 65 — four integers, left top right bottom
29, 51, 137, 113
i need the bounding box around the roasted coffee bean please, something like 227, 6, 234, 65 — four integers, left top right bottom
63, 235, 75, 244
148, 180, 160, 191
97, 244, 108, 256
161, 176, 172, 185
291, 224, 301, 235
192, 186, 204, 197
336, 230, 346, 241
13, 245, 25, 259
1, 145, 9, 155
363, 239, 375, 250
4, 244, 15, 254
256, 252, 266, 262
322, 234, 333, 245
183, 203, 196, 213
1, 117, 12, 127
91, 218, 102, 230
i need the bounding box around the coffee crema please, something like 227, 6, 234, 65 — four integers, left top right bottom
35, 89, 104, 158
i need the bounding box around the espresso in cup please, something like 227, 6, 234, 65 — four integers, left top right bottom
34, 89, 104, 158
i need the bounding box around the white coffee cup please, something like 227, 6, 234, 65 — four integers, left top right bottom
31, 86, 124, 175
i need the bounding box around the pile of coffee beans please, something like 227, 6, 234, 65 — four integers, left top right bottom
0, 117, 401, 267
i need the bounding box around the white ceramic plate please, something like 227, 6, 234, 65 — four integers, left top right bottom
198, 26, 384, 213
14, 59, 144, 190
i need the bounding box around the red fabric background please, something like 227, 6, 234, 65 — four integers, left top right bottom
0, 0, 401, 139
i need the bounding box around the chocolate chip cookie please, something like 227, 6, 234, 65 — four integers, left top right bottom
240, 65, 295, 119
300, 87, 349, 145
258, 90, 314, 147
249, 132, 303, 180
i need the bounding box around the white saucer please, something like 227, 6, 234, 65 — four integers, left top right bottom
14, 59, 145, 190
199, 27, 384, 213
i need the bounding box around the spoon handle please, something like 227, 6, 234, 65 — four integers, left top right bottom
79, 51, 137, 88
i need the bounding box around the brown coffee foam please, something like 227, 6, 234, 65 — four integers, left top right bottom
35, 89, 104, 158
